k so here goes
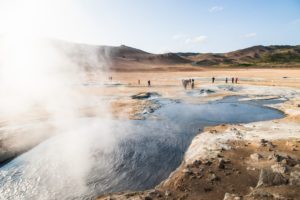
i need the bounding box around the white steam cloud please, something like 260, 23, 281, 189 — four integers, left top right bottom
0, 0, 119, 198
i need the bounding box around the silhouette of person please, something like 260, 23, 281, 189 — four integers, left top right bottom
235, 77, 238, 84
212, 77, 215, 83
225, 78, 228, 83
232, 77, 234, 84
148, 80, 151, 87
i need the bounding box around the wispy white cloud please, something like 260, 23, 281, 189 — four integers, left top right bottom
209, 6, 224, 13
290, 18, 300, 25
185, 35, 208, 44
243, 32, 257, 38
172, 34, 188, 40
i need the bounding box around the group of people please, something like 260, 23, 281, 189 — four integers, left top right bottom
108, 77, 151, 87
182, 79, 195, 89
180, 76, 239, 90
108, 76, 239, 88
137, 79, 151, 87
212, 77, 238, 84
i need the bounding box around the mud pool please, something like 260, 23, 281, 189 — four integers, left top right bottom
0, 96, 284, 200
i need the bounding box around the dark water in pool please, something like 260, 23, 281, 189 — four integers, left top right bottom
0, 97, 284, 200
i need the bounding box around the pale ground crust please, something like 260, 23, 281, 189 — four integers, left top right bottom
95, 68, 300, 200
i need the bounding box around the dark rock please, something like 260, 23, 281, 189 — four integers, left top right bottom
204, 187, 213, 192
260, 139, 268, 143
200, 89, 215, 94
203, 160, 212, 166
218, 158, 226, 169
131, 92, 160, 99
192, 159, 202, 167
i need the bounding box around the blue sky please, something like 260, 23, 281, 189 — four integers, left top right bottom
0, 0, 300, 53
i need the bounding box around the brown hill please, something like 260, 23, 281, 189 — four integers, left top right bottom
185, 45, 300, 67
51, 41, 190, 71
6, 38, 299, 70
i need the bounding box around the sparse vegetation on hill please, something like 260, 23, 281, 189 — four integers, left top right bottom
49, 40, 300, 70
185, 45, 300, 67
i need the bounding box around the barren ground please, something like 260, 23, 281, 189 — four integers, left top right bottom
95, 68, 300, 200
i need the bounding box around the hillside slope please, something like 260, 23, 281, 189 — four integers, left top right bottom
184, 45, 300, 67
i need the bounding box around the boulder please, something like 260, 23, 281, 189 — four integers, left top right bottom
256, 169, 288, 187
131, 92, 160, 99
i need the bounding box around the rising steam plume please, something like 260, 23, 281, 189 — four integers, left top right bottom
0, 0, 121, 198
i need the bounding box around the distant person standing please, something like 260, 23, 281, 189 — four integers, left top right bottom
212, 77, 215, 83
231, 77, 234, 84
191, 79, 195, 89
235, 77, 238, 84
225, 77, 228, 84
148, 80, 151, 87
138, 80, 140, 85
183, 80, 187, 89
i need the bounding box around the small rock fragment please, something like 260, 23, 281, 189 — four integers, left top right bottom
218, 158, 226, 169
289, 171, 300, 186
182, 168, 192, 175
165, 190, 171, 197
266, 141, 275, 148
193, 159, 202, 167
208, 173, 219, 182
271, 163, 288, 174
144, 196, 152, 200
204, 187, 212, 192
247, 191, 274, 199
260, 139, 268, 146
250, 153, 263, 161
256, 169, 288, 187
223, 193, 242, 200
246, 167, 256, 171
203, 160, 212, 166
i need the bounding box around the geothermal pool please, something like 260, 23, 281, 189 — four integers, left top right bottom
0, 96, 284, 200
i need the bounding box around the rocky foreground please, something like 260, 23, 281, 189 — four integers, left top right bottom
97, 86, 300, 200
